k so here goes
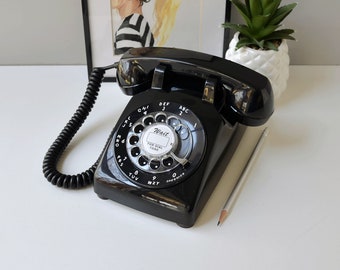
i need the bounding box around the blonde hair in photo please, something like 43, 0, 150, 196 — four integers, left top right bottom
152, 0, 182, 46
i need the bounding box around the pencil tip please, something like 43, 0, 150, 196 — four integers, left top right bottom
217, 210, 228, 227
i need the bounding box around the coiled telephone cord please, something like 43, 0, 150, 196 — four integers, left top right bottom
42, 64, 117, 189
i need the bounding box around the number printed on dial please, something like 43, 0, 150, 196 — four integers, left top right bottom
110, 101, 206, 188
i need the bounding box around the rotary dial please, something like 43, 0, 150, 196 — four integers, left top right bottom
109, 101, 206, 188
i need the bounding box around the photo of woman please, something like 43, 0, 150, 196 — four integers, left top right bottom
111, 0, 182, 55
83, 0, 228, 80
111, 0, 155, 54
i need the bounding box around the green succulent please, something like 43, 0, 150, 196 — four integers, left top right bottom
223, 0, 297, 50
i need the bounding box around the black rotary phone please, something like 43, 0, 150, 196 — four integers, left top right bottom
43, 47, 273, 227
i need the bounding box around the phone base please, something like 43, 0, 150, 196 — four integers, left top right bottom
94, 124, 246, 227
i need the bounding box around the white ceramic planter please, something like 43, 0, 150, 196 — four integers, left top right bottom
225, 32, 290, 102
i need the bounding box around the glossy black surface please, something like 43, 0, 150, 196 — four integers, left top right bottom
117, 47, 274, 126
94, 47, 273, 227
94, 90, 245, 227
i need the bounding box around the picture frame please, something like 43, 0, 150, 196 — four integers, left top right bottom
82, 0, 231, 82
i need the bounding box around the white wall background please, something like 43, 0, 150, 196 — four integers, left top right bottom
0, 0, 339, 65
0, 0, 85, 65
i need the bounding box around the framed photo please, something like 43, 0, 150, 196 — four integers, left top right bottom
82, 0, 231, 81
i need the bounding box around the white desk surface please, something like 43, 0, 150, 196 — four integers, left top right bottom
1, 65, 339, 270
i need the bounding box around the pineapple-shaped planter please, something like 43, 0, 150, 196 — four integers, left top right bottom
222, 0, 297, 103
226, 32, 290, 102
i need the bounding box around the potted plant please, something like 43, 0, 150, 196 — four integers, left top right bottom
223, 0, 297, 102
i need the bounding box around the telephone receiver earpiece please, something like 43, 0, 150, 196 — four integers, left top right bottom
225, 80, 273, 126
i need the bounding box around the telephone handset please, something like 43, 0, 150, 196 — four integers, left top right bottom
43, 47, 273, 227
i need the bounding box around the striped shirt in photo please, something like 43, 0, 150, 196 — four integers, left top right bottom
114, 14, 154, 55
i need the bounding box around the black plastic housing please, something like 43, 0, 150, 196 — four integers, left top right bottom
94, 47, 273, 227
94, 90, 246, 227
117, 47, 274, 126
